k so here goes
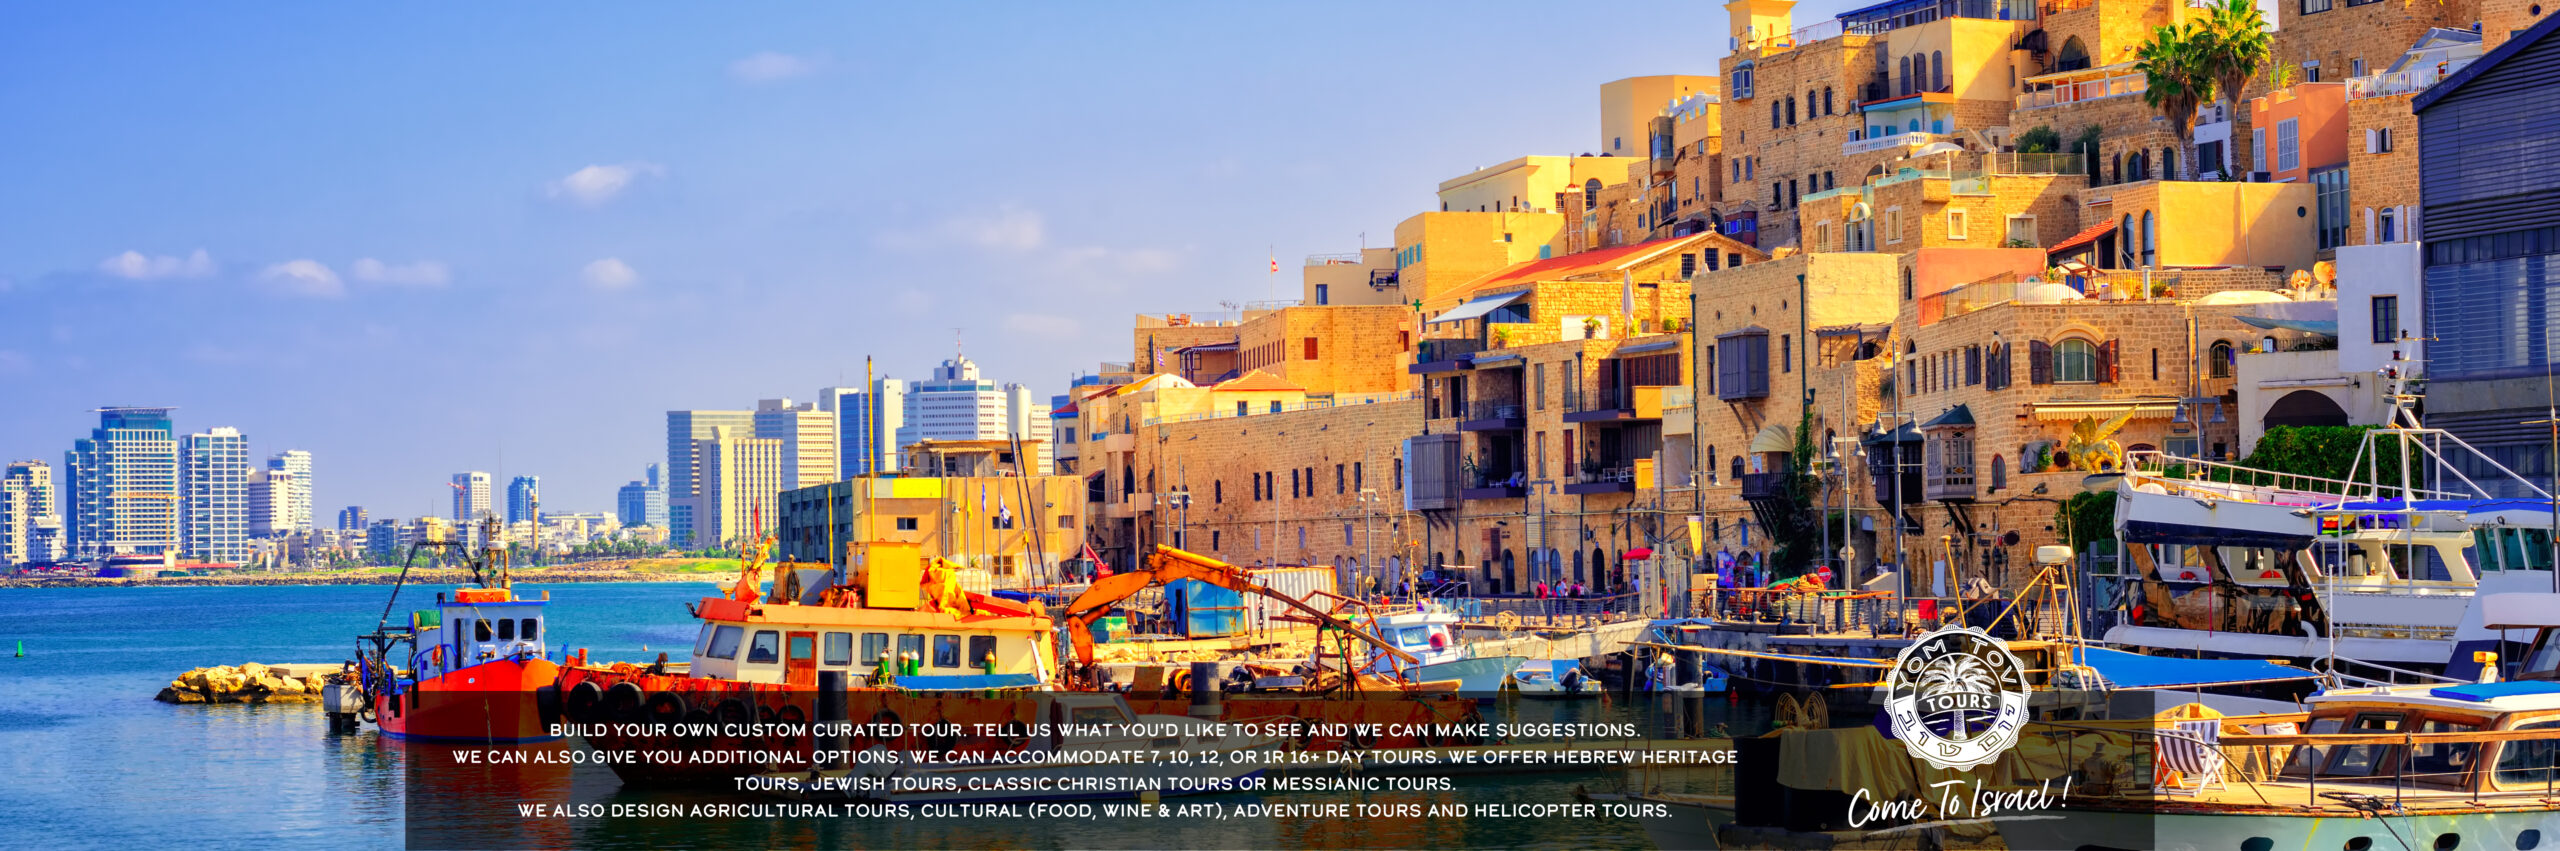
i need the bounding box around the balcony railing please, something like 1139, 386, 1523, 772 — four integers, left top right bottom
1843, 130, 1953, 156
1565, 465, 1637, 494
1143, 390, 1420, 427
1455, 401, 1526, 431
2347, 52, 2481, 100
2015, 72, 2146, 109
1304, 252, 1365, 266
1859, 78, 1951, 105
1412, 337, 1486, 373
1242, 299, 1301, 311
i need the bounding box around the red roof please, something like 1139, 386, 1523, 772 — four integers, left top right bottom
1050, 403, 1079, 417
1460, 236, 1699, 293
2046, 219, 2119, 256
1213, 369, 1304, 392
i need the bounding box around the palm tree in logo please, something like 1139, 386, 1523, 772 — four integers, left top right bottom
1917, 653, 1998, 742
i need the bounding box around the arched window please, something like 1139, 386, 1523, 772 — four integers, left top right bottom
1706, 446, 1718, 482
1584, 178, 1601, 209
2055, 338, 2098, 383
2111, 152, 2122, 185
2209, 340, 2236, 378
2120, 214, 2135, 267
1990, 455, 2007, 491
1785, 96, 1796, 126
1823, 87, 1834, 114
2141, 211, 2157, 266
1730, 454, 1746, 481
2057, 36, 2090, 72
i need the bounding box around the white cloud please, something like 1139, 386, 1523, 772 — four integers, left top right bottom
547, 162, 664, 207
98, 249, 215, 280
582, 257, 639, 290
1002, 312, 1081, 340
728, 51, 822, 83
258, 259, 344, 298
349, 258, 451, 287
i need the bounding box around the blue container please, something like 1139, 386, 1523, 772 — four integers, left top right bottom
1167, 579, 1247, 637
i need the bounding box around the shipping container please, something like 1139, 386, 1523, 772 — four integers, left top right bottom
1165, 579, 1246, 637
1242, 567, 1337, 632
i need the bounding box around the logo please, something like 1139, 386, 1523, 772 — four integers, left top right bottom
1882, 626, 2031, 771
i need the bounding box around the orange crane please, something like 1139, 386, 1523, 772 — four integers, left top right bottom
1061, 545, 1417, 681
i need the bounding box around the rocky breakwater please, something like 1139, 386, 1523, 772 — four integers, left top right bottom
155, 662, 342, 704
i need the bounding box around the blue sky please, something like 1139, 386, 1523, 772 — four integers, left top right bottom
0, 1, 1857, 518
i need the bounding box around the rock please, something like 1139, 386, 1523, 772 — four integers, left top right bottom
239, 662, 268, 678
271, 676, 307, 695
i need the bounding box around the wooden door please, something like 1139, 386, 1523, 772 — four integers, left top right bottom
785, 631, 818, 687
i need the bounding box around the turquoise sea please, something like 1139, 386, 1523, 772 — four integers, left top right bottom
0, 583, 1722, 850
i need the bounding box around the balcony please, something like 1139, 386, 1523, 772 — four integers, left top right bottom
1738, 472, 1790, 502
2016, 69, 2145, 110
1456, 401, 1526, 432
1562, 384, 1673, 423
1368, 268, 1400, 289
1460, 483, 1526, 500
1098, 432, 1135, 454
2346, 48, 2481, 100
1565, 465, 1637, 495
1843, 130, 1953, 156
1411, 338, 1486, 374
1859, 79, 1952, 107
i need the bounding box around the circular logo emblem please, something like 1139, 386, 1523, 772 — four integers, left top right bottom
1883, 626, 2031, 771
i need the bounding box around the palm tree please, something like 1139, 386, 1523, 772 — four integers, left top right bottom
2136, 23, 2212, 182
2196, 0, 2273, 177
1918, 654, 1999, 741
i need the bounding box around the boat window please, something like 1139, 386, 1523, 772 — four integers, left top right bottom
520, 619, 538, 641
896, 634, 924, 668
2494, 720, 2560, 786
2521, 529, 2555, 570
2323, 713, 2406, 777
968, 636, 998, 670
2521, 630, 2560, 681
706, 625, 745, 660
497, 618, 515, 641
474, 619, 493, 642
2405, 718, 2482, 787
2478, 529, 2504, 571
824, 632, 853, 667
933, 635, 962, 668
787, 633, 815, 663
747, 630, 781, 664
861, 633, 890, 666
694, 624, 717, 658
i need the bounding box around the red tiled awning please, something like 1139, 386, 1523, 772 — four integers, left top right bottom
2046, 220, 2118, 256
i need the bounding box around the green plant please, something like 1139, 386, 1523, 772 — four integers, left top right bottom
1763, 410, 1826, 580
2226, 425, 2403, 485
2005, 238, 2037, 249
2056, 491, 2117, 554
2016, 125, 2062, 154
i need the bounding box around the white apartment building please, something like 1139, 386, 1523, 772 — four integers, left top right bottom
68, 407, 181, 558
697, 426, 782, 549
2, 460, 58, 566
181, 427, 250, 563
754, 398, 837, 490
665, 409, 753, 548
267, 450, 313, 532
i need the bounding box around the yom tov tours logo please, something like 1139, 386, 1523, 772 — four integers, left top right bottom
1882, 625, 2031, 771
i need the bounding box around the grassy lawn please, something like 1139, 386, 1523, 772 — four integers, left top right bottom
629, 558, 742, 574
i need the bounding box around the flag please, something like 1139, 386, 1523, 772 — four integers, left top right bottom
1270, 254, 1279, 274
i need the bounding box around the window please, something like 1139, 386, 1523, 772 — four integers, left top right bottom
1946, 209, 1968, 239
896, 634, 924, 667
1211, 530, 1220, 550
1902, 267, 1915, 300
932, 635, 961, 668
2055, 339, 2098, 383
2006, 214, 2036, 246
1213, 480, 1223, 503
1534, 363, 1546, 409
1885, 206, 1903, 243
2495, 720, 2560, 786
2301, 0, 2330, 12
706, 625, 744, 660
1313, 284, 1328, 305
2141, 211, 2156, 266
823, 632, 853, 666
2275, 118, 2300, 172
2378, 207, 2398, 243
1269, 400, 1282, 413
1680, 253, 1697, 277
968, 636, 997, 669
2208, 340, 2235, 378
1782, 335, 1793, 373
860, 632, 889, 666
2366, 127, 2393, 154
747, 630, 781, 664
520, 619, 538, 641
787, 633, 814, 664
2372, 295, 2399, 344
2251, 128, 2265, 172
1302, 337, 1319, 360
473, 619, 492, 641
1353, 461, 1363, 490
1335, 463, 1345, 494
497, 618, 514, 641
895, 516, 919, 531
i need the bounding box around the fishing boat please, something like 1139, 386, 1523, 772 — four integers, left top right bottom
759, 692, 1280, 804
1999, 592, 2560, 851
349, 517, 562, 744
1510, 659, 1598, 698
1305, 599, 1526, 694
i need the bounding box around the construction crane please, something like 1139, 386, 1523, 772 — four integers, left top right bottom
1060, 545, 1417, 685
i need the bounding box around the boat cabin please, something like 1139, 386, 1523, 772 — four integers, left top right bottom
685, 614, 1048, 686
417, 587, 549, 679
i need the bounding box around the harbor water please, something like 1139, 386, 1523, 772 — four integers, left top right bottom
0, 583, 1734, 850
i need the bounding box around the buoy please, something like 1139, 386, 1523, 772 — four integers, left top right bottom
13, 641, 21, 657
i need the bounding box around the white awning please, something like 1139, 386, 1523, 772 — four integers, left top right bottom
1426, 291, 1527, 326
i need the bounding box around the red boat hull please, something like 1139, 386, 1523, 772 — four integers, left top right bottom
375, 658, 564, 744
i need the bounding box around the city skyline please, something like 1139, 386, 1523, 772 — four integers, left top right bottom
0, 1, 1726, 515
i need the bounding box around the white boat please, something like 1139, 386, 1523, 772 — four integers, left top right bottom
2002, 593, 2560, 851
1510, 659, 1599, 698
1317, 600, 1526, 693
763, 692, 1279, 803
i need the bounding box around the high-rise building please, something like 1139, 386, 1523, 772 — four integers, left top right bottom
646, 462, 661, 490
338, 506, 367, 531
180, 427, 251, 563
754, 398, 837, 490
507, 476, 541, 524
902, 355, 1006, 447
267, 450, 313, 532
616, 476, 667, 529
825, 379, 907, 477
1005, 383, 1056, 474
451, 471, 492, 524
2, 460, 58, 566
67, 406, 181, 558
665, 410, 753, 548
366, 518, 401, 563
247, 470, 295, 539
696, 426, 782, 550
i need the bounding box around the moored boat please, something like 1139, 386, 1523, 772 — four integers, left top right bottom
350, 517, 563, 745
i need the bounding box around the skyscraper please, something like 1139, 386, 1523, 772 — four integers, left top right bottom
267, 450, 313, 532
67, 406, 181, 558
1, 460, 58, 567
824, 379, 906, 477
697, 426, 782, 549
507, 475, 541, 524
338, 506, 367, 531
665, 410, 753, 548
451, 472, 492, 523
1005, 383, 1056, 474
367, 518, 401, 563
893, 355, 1053, 472
180, 427, 250, 563
754, 398, 837, 490
247, 469, 294, 539
616, 476, 667, 529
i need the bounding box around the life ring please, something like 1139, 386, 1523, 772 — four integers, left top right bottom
715, 696, 756, 726
564, 681, 604, 722
643, 691, 688, 727
1165, 670, 1192, 698
774, 704, 807, 724
757, 704, 779, 724
603, 682, 647, 723
1346, 726, 1380, 751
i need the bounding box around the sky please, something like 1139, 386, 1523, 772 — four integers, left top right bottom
0, 1, 1876, 520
